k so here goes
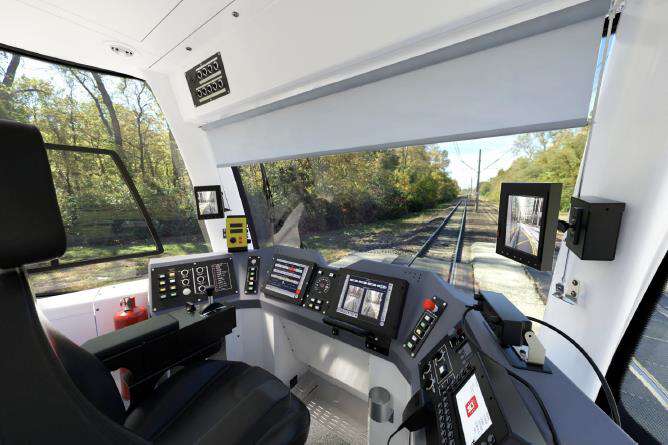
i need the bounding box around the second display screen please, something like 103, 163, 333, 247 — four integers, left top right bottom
336, 275, 393, 326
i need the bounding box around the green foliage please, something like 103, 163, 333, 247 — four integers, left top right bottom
482, 128, 588, 210
240, 145, 460, 236
0, 51, 205, 252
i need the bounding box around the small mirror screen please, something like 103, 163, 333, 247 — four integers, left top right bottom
504, 195, 543, 256
197, 190, 220, 216
455, 374, 493, 444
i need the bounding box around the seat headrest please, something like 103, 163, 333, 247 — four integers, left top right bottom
0, 119, 66, 269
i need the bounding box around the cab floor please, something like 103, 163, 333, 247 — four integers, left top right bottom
292, 371, 368, 445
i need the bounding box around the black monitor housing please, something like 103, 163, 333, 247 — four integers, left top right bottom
496, 183, 562, 271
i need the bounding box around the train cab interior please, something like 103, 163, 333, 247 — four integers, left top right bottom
1, 0, 667, 444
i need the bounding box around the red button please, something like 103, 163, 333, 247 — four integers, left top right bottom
422, 299, 436, 312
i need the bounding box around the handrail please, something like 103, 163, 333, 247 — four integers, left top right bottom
407, 200, 462, 267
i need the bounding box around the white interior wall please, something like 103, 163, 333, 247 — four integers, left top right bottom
543, 0, 668, 399
207, 17, 601, 166
145, 71, 248, 251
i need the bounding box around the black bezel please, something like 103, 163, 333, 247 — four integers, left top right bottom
326, 269, 408, 339
450, 358, 510, 445
496, 182, 561, 271
194, 185, 225, 220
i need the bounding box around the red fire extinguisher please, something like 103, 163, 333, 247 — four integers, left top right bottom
113, 297, 148, 400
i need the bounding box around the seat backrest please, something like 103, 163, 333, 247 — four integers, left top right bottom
0, 119, 147, 443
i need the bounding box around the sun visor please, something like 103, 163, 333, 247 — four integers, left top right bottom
209, 16, 603, 167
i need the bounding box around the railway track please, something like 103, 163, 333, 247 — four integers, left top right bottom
395, 198, 469, 285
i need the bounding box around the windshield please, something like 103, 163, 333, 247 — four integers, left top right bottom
238, 129, 587, 320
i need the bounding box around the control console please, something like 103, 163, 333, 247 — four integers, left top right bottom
150, 257, 238, 312
419, 329, 546, 444
404, 296, 447, 357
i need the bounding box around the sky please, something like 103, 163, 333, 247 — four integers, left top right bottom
433, 134, 518, 190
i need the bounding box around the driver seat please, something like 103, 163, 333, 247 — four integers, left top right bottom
0, 119, 310, 444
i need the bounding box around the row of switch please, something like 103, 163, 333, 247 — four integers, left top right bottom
245, 256, 259, 294
404, 297, 446, 357
158, 271, 178, 300
305, 297, 324, 312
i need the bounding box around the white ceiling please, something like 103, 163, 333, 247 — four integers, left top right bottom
0, 0, 608, 123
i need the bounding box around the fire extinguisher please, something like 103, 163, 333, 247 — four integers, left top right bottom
113, 297, 148, 400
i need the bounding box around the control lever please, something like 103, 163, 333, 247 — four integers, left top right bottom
200, 286, 223, 316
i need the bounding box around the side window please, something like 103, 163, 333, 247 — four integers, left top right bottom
603, 255, 668, 444
0, 50, 209, 296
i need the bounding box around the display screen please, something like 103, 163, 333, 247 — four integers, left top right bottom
264, 257, 312, 302
197, 190, 219, 216
336, 275, 393, 325
504, 195, 544, 256
455, 375, 493, 444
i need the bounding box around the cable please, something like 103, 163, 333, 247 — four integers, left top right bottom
387, 423, 403, 445
527, 316, 621, 426
462, 308, 561, 445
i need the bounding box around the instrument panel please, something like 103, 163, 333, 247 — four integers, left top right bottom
146, 247, 631, 445
149, 257, 238, 312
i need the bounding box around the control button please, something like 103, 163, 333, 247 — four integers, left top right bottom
415, 328, 424, 337
183, 288, 192, 296
422, 299, 436, 312
316, 299, 322, 304
308, 303, 314, 308
169, 272, 175, 277
159, 287, 166, 292
419, 321, 428, 329
314, 305, 321, 311
406, 341, 414, 350
170, 292, 177, 297
411, 335, 418, 342
437, 363, 448, 378
424, 314, 432, 322
159, 274, 166, 279
169, 279, 176, 284
251, 258, 257, 265
487, 434, 495, 444
160, 294, 167, 300
328, 272, 334, 277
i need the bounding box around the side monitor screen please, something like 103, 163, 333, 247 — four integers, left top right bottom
504, 195, 544, 256
496, 183, 562, 271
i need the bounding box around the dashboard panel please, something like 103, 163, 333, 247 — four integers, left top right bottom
149, 256, 237, 312
147, 246, 633, 445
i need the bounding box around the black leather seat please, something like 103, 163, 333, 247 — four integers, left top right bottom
0, 119, 309, 444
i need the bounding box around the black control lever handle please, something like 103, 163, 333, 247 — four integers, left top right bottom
323, 316, 370, 338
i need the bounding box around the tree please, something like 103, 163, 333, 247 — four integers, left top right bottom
483, 128, 588, 210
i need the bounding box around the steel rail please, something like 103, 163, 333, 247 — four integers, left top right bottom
407, 199, 462, 267
449, 199, 468, 284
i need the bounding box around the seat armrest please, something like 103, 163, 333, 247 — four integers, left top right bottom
82, 315, 179, 361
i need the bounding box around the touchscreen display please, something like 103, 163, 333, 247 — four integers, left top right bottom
264, 257, 311, 302
455, 374, 493, 444
336, 275, 393, 326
